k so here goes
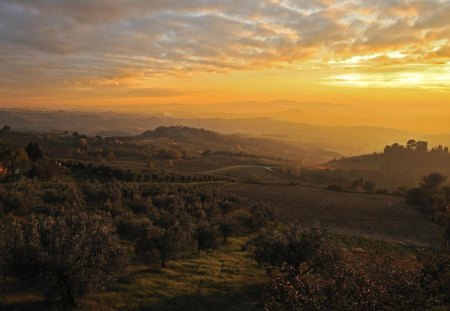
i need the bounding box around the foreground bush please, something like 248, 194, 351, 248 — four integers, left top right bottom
1, 211, 128, 307
251, 224, 449, 310
249, 224, 340, 269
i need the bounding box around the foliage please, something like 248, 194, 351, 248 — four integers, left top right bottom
1, 211, 128, 306
193, 222, 220, 253
420, 172, 447, 190
0, 148, 30, 175
135, 220, 192, 268
250, 224, 340, 270
264, 258, 428, 311
25, 142, 44, 162
406, 173, 450, 247
258, 225, 450, 311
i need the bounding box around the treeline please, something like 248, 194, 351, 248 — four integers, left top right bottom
327, 178, 390, 195
61, 160, 234, 183
384, 139, 448, 155
275, 165, 393, 194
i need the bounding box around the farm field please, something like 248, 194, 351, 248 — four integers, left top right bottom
222, 183, 440, 248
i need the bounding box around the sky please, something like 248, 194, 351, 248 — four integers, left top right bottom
0, 0, 449, 132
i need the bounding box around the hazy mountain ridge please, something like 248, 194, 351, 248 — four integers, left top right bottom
137, 126, 339, 163
0, 109, 431, 157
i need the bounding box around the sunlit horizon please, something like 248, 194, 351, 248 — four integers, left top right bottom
0, 0, 449, 134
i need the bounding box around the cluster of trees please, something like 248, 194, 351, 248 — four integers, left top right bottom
327, 178, 389, 195
249, 224, 450, 310
385, 140, 449, 155
280, 167, 358, 187
0, 178, 272, 306
0, 142, 45, 178
156, 148, 198, 160
1, 211, 128, 306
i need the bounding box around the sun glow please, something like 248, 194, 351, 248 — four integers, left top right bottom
0, 0, 449, 133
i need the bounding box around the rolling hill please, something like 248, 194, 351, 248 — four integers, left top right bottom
135, 126, 338, 163
0, 109, 418, 160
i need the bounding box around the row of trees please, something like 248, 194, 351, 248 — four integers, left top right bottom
62, 159, 234, 183
383, 139, 450, 154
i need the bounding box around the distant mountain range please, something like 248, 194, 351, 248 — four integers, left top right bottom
2, 109, 444, 161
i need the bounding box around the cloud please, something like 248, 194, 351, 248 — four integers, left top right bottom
0, 0, 449, 91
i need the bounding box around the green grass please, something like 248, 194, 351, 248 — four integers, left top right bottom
84, 237, 266, 311
1, 238, 267, 311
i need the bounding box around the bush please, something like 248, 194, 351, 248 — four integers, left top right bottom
250, 224, 340, 269
1, 211, 128, 307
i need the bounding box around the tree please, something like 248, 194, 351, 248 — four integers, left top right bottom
0, 149, 29, 174
260, 225, 445, 311
250, 224, 340, 270
407, 139, 417, 150
218, 218, 237, 242
250, 203, 276, 230
193, 222, 219, 253
135, 221, 188, 268
420, 173, 447, 190
25, 142, 44, 162
348, 178, 364, 192
265, 258, 427, 311
1, 125, 11, 133
1, 212, 128, 306
362, 181, 377, 193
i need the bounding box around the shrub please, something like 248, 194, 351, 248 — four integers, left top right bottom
250, 224, 340, 269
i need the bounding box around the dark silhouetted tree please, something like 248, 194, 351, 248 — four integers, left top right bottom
407, 139, 417, 150
25, 142, 44, 162
1, 125, 11, 133
420, 173, 447, 190
193, 222, 219, 253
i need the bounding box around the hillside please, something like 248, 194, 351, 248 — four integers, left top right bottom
0, 128, 448, 310
223, 183, 440, 248
327, 140, 450, 187
0, 109, 418, 159
136, 126, 338, 163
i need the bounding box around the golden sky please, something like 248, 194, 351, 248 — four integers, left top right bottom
0, 0, 449, 133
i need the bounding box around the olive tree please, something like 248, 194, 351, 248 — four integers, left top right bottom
1, 211, 128, 306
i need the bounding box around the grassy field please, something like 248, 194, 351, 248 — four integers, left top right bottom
222, 183, 440, 248
0, 238, 267, 311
